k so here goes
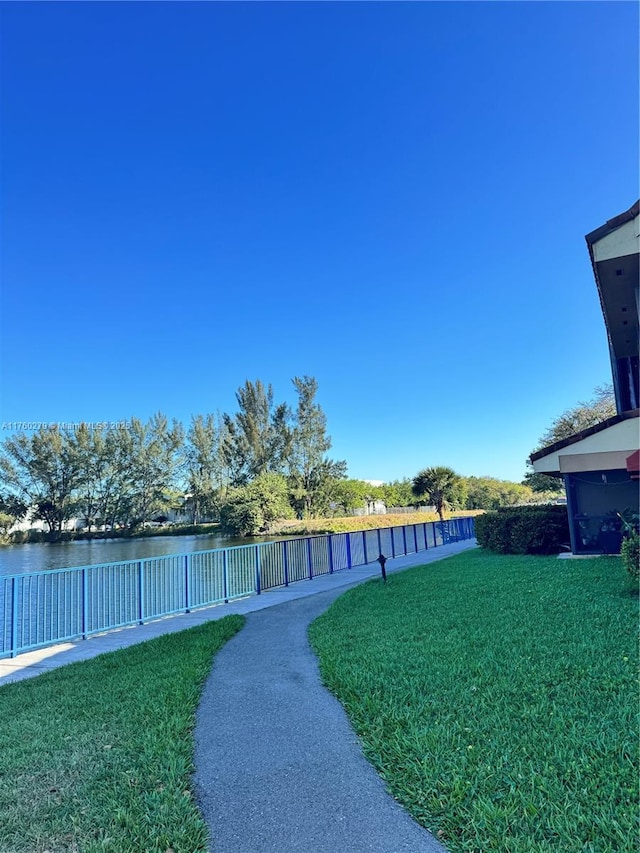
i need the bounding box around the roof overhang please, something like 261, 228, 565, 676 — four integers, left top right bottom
585, 201, 639, 363
531, 410, 640, 476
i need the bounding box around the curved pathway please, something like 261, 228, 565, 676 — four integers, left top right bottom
194, 584, 449, 853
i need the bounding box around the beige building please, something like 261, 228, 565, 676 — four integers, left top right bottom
531, 201, 639, 554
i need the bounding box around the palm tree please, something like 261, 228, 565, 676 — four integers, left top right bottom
412, 466, 461, 521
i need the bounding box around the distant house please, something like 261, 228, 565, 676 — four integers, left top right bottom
350, 499, 388, 516
10, 510, 83, 534
531, 201, 639, 555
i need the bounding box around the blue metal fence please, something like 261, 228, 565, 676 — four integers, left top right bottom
0, 516, 475, 659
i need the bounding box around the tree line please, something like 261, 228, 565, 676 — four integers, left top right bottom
2, 374, 593, 541
0, 376, 349, 537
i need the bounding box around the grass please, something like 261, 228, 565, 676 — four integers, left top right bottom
4, 512, 480, 545
309, 550, 639, 852
0, 615, 244, 853
273, 510, 482, 536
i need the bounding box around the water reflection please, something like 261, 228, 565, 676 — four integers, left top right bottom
0, 533, 278, 576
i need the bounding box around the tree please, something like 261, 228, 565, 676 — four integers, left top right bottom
219, 473, 294, 536
525, 384, 616, 490
121, 414, 184, 528
465, 476, 538, 510
184, 413, 229, 523
91, 424, 144, 530
412, 466, 463, 521
538, 384, 616, 447
222, 380, 290, 485
379, 479, 415, 509
521, 467, 564, 496
0, 492, 27, 535
329, 479, 382, 515
0, 427, 81, 535
287, 376, 346, 518
69, 423, 124, 531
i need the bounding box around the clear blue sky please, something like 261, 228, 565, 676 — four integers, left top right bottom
1, 1, 638, 484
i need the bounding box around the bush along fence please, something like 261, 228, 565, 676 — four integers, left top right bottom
474, 505, 570, 555
0, 517, 475, 659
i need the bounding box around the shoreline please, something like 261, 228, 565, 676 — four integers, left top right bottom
0, 522, 222, 547
3, 511, 484, 548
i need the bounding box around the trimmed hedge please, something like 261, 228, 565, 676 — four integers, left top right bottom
475, 505, 570, 555
621, 532, 639, 578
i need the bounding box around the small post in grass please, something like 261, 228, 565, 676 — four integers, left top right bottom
377, 552, 388, 583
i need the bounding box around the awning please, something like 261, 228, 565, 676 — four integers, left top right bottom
626, 450, 640, 479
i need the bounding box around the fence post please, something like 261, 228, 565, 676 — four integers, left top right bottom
307, 538, 313, 579
327, 535, 334, 574
223, 550, 229, 603
255, 546, 261, 595
82, 568, 88, 639
184, 554, 190, 613
402, 525, 408, 555
423, 522, 428, 549
390, 527, 396, 558
283, 541, 289, 586
413, 524, 418, 552
346, 533, 352, 569
376, 528, 382, 556
138, 560, 145, 624
432, 523, 438, 547
362, 530, 368, 564
10, 577, 19, 658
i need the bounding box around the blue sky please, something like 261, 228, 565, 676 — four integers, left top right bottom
1, 1, 638, 484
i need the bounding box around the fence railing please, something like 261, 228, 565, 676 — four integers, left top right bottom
1, 516, 475, 659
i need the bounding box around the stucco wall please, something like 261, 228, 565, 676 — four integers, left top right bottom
592, 214, 639, 262
533, 416, 639, 474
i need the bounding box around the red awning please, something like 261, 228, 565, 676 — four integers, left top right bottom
626, 450, 640, 479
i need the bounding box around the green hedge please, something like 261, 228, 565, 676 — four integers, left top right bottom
621, 532, 639, 578
475, 505, 570, 555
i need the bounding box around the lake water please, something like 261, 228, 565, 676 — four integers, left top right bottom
0, 532, 279, 577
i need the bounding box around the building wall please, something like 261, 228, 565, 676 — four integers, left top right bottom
533, 416, 639, 474
566, 470, 638, 554
568, 471, 637, 517
591, 215, 639, 262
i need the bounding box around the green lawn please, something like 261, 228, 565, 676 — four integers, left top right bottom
0, 615, 244, 853
309, 550, 639, 852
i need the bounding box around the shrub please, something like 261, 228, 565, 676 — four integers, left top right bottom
473, 509, 514, 553
621, 532, 639, 578
219, 473, 294, 536
219, 496, 264, 538
475, 505, 570, 555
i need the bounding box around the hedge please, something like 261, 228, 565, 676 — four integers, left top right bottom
621, 532, 639, 578
475, 505, 570, 555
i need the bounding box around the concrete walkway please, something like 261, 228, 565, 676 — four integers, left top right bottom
194, 541, 476, 853
0, 540, 476, 686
